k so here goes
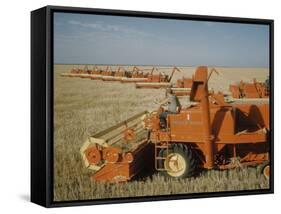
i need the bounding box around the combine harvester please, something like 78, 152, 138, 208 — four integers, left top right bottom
120, 66, 149, 83
135, 66, 181, 89
94, 66, 129, 81
61, 65, 97, 78
60, 66, 83, 77
60, 69, 75, 77
79, 65, 96, 78
170, 77, 192, 96
80, 66, 270, 182
90, 66, 111, 80
229, 78, 269, 99
102, 66, 127, 81
86, 66, 104, 80
170, 68, 219, 96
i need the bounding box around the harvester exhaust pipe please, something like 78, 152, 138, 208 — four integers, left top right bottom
190, 66, 214, 169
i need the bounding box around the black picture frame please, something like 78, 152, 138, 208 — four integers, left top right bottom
31, 5, 274, 208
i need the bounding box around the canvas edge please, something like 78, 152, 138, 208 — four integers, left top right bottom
30, 5, 274, 208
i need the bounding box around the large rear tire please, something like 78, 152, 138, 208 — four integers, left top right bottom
158, 144, 197, 178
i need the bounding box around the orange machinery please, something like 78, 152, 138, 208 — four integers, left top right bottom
60, 65, 122, 79
170, 68, 219, 96
229, 78, 269, 99
80, 112, 154, 182
80, 66, 270, 182
64, 65, 103, 79
102, 67, 128, 81
135, 66, 181, 89
60, 66, 82, 77
61, 65, 94, 78
149, 67, 269, 178
69, 67, 80, 76
78, 65, 97, 78
90, 66, 112, 80
120, 66, 149, 83
130, 66, 149, 78
170, 77, 193, 96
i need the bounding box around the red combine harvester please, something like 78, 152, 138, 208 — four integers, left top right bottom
170, 68, 219, 96
90, 66, 111, 80
78, 65, 95, 78
102, 67, 127, 81
60, 66, 81, 77
87, 66, 103, 79
229, 78, 269, 99
170, 77, 193, 96
120, 66, 149, 83
80, 66, 270, 182
135, 66, 181, 89
61, 65, 93, 78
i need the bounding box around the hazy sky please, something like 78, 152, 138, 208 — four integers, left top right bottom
54, 12, 269, 67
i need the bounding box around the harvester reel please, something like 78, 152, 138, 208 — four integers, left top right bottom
85, 146, 102, 165
158, 144, 197, 178
80, 137, 108, 171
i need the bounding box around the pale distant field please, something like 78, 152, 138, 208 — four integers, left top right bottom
53, 64, 269, 201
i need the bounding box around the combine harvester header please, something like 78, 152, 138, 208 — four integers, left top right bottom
135, 66, 181, 89
80, 111, 153, 182
101, 66, 127, 81
120, 66, 149, 83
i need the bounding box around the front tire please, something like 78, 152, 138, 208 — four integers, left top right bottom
260, 161, 270, 179
158, 144, 197, 178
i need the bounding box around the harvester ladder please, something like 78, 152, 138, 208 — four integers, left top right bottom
155, 142, 169, 171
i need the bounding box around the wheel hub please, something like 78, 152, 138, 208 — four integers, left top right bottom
164, 153, 186, 177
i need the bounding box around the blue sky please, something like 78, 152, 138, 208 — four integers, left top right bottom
54, 12, 269, 67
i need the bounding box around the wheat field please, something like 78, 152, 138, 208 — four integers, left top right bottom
53, 64, 269, 202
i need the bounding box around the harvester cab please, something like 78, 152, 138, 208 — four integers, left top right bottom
155, 66, 218, 129
158, 93, 181, 129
